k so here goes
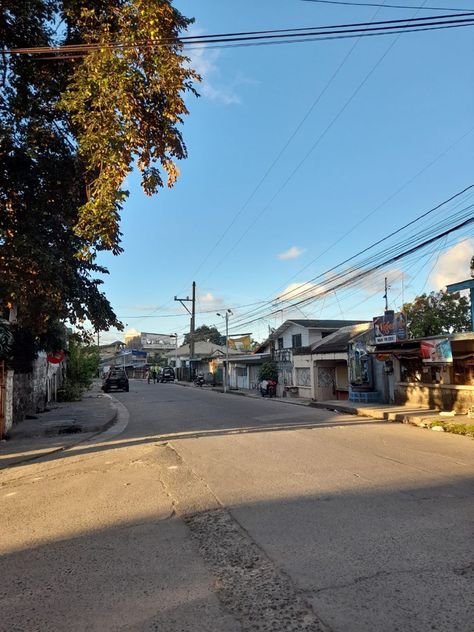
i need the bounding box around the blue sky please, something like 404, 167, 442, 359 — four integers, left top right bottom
96, 0, 474, 345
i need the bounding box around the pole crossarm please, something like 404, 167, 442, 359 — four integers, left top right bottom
174, 296, 192, 315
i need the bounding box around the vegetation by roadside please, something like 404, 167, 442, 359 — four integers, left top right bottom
58, 337, 99, 401
427, 420, 474, 437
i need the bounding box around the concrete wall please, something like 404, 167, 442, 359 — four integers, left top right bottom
395, 383, 474, 413
275, 323, 312, 349
293, 354, 312, 398
11, 354, 64, 425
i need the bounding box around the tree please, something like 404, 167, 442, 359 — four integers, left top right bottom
184, 325, 225, 346
126, 335, 142, 349
402, 290, 471, 339
59, 335, 100, 400
0, 1, 199, 364
258, 362, 278, 382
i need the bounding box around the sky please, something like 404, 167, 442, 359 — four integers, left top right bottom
96, 0, 474, 345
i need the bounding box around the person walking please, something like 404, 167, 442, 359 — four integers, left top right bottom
259, 379, 268, 397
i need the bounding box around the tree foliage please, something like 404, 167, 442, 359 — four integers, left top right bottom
0, 1, 198, 362
59, 335, 99, 400
184, 325, 225, 347
402, 290, 471, 338
258, 361, 278, 382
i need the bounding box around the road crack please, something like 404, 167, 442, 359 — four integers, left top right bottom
155, 443, 331, 632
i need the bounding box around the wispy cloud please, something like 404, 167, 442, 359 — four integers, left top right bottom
198, 291, 225, 310
278, 246, 305, 261
275, 281, 325, 303
189, 31, 256, 105
430, 238, 474, 290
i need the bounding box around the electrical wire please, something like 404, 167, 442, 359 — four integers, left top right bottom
6, 13, 474, 59
300, 0, 471, 11
223, 192, 474, 329
182, 1, 395, 289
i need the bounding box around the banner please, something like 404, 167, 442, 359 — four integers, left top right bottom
227, 335, 252, 352
420, 338, 453, 364
373, 311, 407, 344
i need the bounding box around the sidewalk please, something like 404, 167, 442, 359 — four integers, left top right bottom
311, 399, 474, 436
175, 381, 473, 436
0, 381, 118, 468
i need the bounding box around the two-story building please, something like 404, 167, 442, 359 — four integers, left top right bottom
254, 319, 368, 397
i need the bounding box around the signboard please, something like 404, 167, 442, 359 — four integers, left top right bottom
140, 332, 175, 351
420, 338, 453, 364
373, 311, 407, 344
228, 334, 252, 352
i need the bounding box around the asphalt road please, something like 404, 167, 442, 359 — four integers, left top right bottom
1, 380, 473, 631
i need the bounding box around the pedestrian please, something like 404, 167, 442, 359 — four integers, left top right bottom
145, 369, 150, 384
267, 378, 277, 398
259, 379, 268, 397
151, 369, 157, 384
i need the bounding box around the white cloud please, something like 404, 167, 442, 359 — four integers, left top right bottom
198, 291, 225, 310
275, 282, 325, 303
201, 292, 216, 303
190, 42, 241, 105
278, 246, 305, 261
430, 239, 474, 290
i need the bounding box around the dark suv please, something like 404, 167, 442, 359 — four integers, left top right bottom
102, 369, 129, 392
159, 367, 175, 383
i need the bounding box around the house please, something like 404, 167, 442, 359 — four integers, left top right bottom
257, 319, 368, 397
372, 331, 474, 412
227, 352, 272, 391
306, 323, 373, 401
165, 341, 242, 382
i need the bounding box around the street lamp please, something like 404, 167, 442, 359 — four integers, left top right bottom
216, 310, 232, 393
170, 333, 178, 380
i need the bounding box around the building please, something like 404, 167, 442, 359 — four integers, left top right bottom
373, 331, 474, 412
165, 341, 242, 382
256, 319, 368, 397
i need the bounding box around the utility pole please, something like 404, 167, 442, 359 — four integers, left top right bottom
217, 310, 232, 393
175, 282, 196, 378
191, 281, 196, 365
383, 277, 389, 311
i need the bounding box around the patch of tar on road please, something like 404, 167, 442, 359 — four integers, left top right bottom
157, 442, 330, 632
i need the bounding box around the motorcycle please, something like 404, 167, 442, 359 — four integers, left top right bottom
194, 374, 205, 387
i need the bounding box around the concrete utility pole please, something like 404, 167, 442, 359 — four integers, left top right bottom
175, 282, 196, 377
383, 277, 389, 311
217, 310, 232, 393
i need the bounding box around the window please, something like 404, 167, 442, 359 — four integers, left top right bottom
278, 337, 284, 350
295, 367, 311, 387
292, 333, 302, 348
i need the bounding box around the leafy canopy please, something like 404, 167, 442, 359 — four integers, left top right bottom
402, 290, 471, 339
184, 325, 226, 347
0, 1, 199, 357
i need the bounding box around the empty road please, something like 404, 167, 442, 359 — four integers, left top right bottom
1, 381, 473, 631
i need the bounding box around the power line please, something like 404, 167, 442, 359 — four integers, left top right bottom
229, 216, 474, 330
183, 1, 386, 286
300, 0, 471, 11
6, 13, 474, 59
224, 188, 474, 328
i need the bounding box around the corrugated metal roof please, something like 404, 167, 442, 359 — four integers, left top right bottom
311, 323, 371, 353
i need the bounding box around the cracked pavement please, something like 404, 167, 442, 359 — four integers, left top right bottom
1, 380, 473, 631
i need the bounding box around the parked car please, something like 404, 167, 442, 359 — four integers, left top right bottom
159, 367, 175, 383
102, 368, 129, 392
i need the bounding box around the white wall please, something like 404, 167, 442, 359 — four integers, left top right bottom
276, 323, 311, 348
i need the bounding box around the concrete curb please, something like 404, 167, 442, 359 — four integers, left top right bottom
0, 398, 119, 470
